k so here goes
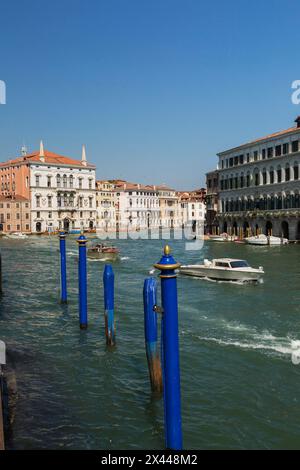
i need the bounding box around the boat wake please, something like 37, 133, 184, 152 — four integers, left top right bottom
197, 332, 298, 359
181, 275, 263, 285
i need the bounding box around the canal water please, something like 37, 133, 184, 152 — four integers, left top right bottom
0, 235, 300, 449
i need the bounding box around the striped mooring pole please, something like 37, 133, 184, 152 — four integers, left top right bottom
103, 264, 115, 346
77, 235, 88, 329
154, 245, 183, 450
143, 277, 162, 393
59, 232, 67, 303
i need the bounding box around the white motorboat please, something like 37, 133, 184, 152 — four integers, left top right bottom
208, 234, 228, 242
6, 232, 28, 239
179, 258, 264, 282
245, 234, 288, 246
268, 235, 288, 245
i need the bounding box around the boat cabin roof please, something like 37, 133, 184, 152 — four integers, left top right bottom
213, 258, 246, 263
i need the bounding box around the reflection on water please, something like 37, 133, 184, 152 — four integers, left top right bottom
0, 236, 300, 449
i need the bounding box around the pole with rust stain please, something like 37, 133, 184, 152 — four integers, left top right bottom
143, 277, 162, 393
154, 245, 182, 450
0, 340, 6, 450
59, 232, 67, 303
0, 252, 2, 296
103, 264, 115, 346
77, 235, 88, 329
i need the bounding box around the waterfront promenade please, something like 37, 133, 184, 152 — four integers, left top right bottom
0, 236, 299, 449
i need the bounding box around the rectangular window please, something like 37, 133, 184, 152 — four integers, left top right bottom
26, 224, 29, 230
262, 149, 266, 159
48, 196, 52, 207
79, 179, 82, 189
246, 153, 250, 163
7, 224, 10, 230
35, 175, 40, 187
89, 180, 93, 190
267, 147, 273, 158
239, 154, 244, 165
16, 213, 20, 219
283, 143, 289, 155
229, 158, 233, 167
275, 145, 281, 157
292, 140, 299, 152
17, 224, 20, 230
47, 177, 51, 188
234, 156, 238, 166
26, 213, 29, 219
37, 211, 40, 218
7, 213, 10, 220
254, 151, 258, 161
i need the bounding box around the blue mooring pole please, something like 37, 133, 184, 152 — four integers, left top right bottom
143, 278, 162, 393
77, 235, 88, 329
103, 264, 115, 346
59, 232, 67, 303
154, 245, 183, 450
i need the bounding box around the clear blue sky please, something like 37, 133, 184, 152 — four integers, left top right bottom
0, 0, 300, 189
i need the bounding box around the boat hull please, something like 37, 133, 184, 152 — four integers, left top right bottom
179, 265, 263, 282
87, 251, 119, 261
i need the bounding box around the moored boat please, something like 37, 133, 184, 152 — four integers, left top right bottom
179, 258, 264, 282
245, 234, 288, 246
208, 234, 228, 242
87, 243, 120, 261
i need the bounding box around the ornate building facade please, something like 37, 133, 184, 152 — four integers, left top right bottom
216, 118, 300, 240
0, 142, 96, 233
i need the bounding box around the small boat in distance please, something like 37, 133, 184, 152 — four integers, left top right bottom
208, 234, 228, 242
245, 234, 288, 246
87, 243, 120, 261
179, 258, 264, 282
6, 232, 28, 239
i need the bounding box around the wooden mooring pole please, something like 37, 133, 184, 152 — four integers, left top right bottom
103, 264, 115, 346
143, 278, 162, 393
154, 245, 183, 450
77, 235, 88, 329
0, 340, 6, 450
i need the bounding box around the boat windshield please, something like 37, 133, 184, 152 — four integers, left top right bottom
230, 260, 249, 268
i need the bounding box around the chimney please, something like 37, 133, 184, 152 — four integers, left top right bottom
81, 144, 87, 166
295, 116, 300, 128
39, 140, 45, 162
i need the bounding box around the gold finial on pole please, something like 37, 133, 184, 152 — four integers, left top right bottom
164, 245, 171, 255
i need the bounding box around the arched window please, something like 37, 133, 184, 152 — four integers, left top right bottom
56, 174, 61, 188
262, 168, 267, 185
269, 167, 274, 184
285, 164, 290, 182
253, 168, 260, 186
63, 174, 67, 188
294, 162, 299, 180
69, 175, 74, 188
277, 165, 282, 183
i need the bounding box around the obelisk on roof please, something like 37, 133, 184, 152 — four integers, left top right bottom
81, 144, 87, 166
39, 140, 45, 162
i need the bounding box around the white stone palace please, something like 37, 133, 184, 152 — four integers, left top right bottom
30, 142, 96, 232
215, 117, 300, 240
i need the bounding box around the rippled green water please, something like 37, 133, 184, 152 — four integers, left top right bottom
0, 234, 300, 449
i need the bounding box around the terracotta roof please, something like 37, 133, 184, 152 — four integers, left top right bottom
0, 150, 95, 168
0, 195, 30, 202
